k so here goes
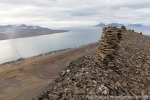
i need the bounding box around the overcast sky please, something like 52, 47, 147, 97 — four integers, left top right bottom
0, 0, 150, 27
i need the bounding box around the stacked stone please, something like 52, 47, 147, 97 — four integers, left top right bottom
121, 25, 127, 31
98, 27, 122, 64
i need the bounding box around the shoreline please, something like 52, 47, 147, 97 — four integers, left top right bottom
0, 42, 98, 74
0, 42, 98, 100
0, 48, 71, 66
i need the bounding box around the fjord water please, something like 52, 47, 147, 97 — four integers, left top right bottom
0, 26, 102, 64
0, 26, 150, 64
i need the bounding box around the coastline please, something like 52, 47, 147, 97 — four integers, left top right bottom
0, 48, 71, 75
0, 48, 70, 66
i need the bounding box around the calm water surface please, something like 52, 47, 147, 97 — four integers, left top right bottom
0, 26, 149, 64
0, 26, 102, 64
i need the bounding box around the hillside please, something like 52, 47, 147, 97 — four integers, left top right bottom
36, 27, 150, 100
0, 42, 98, 100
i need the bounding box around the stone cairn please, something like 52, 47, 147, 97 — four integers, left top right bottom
98, 26, 123, 65
36, 26, 125, 100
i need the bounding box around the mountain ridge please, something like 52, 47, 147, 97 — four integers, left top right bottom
0, 24, 69, 40
95, 23, 146, 27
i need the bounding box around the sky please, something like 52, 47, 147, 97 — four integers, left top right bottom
0, 0, 150, 27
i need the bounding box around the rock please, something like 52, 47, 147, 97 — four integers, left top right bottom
98, 85, 109, 95
66, 69, 70, 73
60, 70, 66, 76
121, 25, 127, 31
55, 77, 64, 82
48, 93, 60, 100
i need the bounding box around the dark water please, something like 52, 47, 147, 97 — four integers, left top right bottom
0, 26, 102, 64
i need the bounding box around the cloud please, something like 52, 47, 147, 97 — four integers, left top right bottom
0, 0, 57, 6
0, 0, 150, 27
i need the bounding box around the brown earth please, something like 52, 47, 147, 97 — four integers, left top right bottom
0, 42, 98, 100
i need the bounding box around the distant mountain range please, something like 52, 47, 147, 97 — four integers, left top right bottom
0, 24, 69, 40
95, 23, 145, 27
127, 24, 144, 27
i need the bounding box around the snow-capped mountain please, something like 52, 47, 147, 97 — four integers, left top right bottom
127, 24, 144, 27
95, 23, 145, 27
95, 23, 124, 27
0, 24, 53, 32
107, 23, 124, 27
0, 24, 68, 40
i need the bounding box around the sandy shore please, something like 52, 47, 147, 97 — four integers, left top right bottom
0, 42, 98, 100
